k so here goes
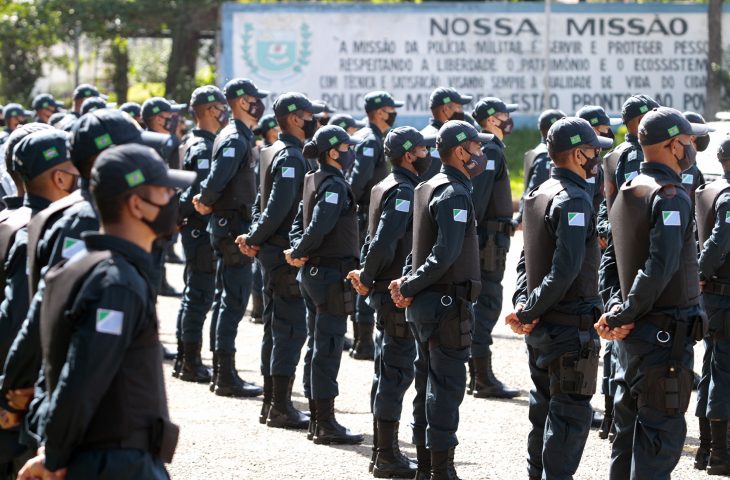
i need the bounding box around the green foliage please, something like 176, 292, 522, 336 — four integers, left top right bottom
503, 128, 541, 197
127, 82, 165, 104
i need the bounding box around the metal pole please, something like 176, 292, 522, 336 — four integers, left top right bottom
543, 0, 551, 110
74, 21, 81, 87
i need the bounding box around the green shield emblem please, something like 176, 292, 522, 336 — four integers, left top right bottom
256, 40, 297, 72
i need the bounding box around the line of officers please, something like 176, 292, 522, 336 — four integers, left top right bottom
0, 79, 720, 480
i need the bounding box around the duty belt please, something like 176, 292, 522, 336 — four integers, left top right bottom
266, 234, 290, 249
372, 279, 393, 294
308, 256, 358, 272
704, 280, 730, 297
483, 219, 515, 237
542, 310, 598, 331
425, 282, 472, 300
80, 427, 152, 453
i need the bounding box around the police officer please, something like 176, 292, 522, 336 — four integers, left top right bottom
420, 87, 473, 182
348, 127, 434, 478
467, 97, 519, 399
693, 136, 730, 474
515, 109, 566, 226
239, 92, 323, 430
681, 111, 708, 210
315, 102, 336, 129
16, 143, 191, 479
174, 86, 229, 384
0, 105, 30, 147
30, 94, 63, 125
71, 84, 104, 116
287, 125, 363, 445
595, 107, 707, 480
390, 120, 487, 479
80, 97, 110, 116
120, 102, 143, 125
193, 78, 266, 398
349, 91, 404, 360
576, 105, 619, 213
506, 117, 612, 480
328, 114, 366, 135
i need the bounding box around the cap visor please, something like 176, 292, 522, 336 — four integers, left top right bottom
458, 95, 473, 105
505, 103, 519, 113
475, 132, 495, 143
170, 104, 187, 113
344, 136, 360, 146
689, 122, 710, 137
392, 100, 405, 108
353, 118, 367, 128
591, 136, 615, 150
155, 169, 196, 190
23, 110, 34, 117
307, 102, 326, 115
138, 131, 169, 150
99, 93, 109, 101
609, 117, 624, 127
105, 103, 117, 109
418, 134, 437, 148
253, 89, 270, 99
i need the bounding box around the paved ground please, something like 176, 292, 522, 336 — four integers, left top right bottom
160, 232, 702, 479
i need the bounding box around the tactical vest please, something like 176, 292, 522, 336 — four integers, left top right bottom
353, 128, 388, 207
26, 190, 84, 296
420, 123, 442, 181
611, 173, 700, 307
484, 143, 514, 220
0, 206, 32, 302
179, 135, 204, 171
302, 170, 359, 259
523, 178, 600, 299
411, 173, 480, 287
41, 250, 173, 452
696, 178, 730, 281
522, 143, 548, 189
367, 173, 413, 284
211, 123, 256, 220
602, 141, 634, 213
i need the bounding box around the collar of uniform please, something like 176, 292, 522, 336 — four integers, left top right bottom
392, 166, 419, 186
24, 192, 52, 213
639, 161, 681, 182
320, 163, 345, 178
368, 122, 385, 139
192, 128, 217, 142
278, 132, 304, 148
80, 178, 93, 203
429, 118, 443, 130
233, 118, 254, 141
82, 232, 153, 274
724, 170, 730, 182
625, 132, 640, 145
551, 167, 588, 190
2, 196, 22, 209
442, 164, 472, 190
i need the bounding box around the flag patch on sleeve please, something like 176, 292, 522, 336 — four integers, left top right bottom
223, 147, 235, 158
96, 309, 124, 336
624, 171, 638, 182
281, 167, 295, 178
726, 211, 730, 223
453, 209, 467, 223
362, 147, 374, 157
61, 238, 85, 259
568, 212, 585, 227
325, 191, 339, 204
662, 211, 680, 226
682, 173, 693, 185
395, 199, 410, 212
486, 160, 495, 170
197, 158, 210, 169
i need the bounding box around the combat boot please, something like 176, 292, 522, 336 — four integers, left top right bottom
172, 339, 183, 378
352, 322, 375, 360
695, 417, 711, 470
313, 398, 364, 445
307, 399, 316, 440
708, 420, 730, 475
179, 342, 212, 383
209, 352, 218, 392
466, 358, 475, 395
249, 293, 263, 324
259, 375, 272, 424
369, 418, 377, 473
350, 322, 360, 356
599, 395, 614, 439
471, 353, 520, 399
414, 445, 431, 480
430, 448, 460, 480
267, 376, 309, 429
213, 352, 262, 398
373, 419, 417, 478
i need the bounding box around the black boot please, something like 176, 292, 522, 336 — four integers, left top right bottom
267, 376, 309, 429
373, 419, 417, 478
430, 448, 460, 480
166, 249, 185, 264
179, 342, 212, 383
313, 398, 364, 445
414, 445, 431, 480
172, 340, 183, 378
350, 322, 360, 356
709, 420, 730, 475
159, 277, 182, 297
209, 352, 218, 392
471, 353, 520, 399
591, 410, 604, 429
351, 323, 375, 360
466, 358, 475, 395
599, 395, 614, 439
369, 417, 377, 473
213, 353, 263, 398
696, 417, 711, 470
249, 294, 263, 324
259, 376, 272, 425
307, 399, 316, 441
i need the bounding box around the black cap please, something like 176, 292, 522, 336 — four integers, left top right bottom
272, 92, 325, 117
621, 94, 660, 124
638, 107, 710, 146
253, 114, 279, 136
364, 91, 404, 112
13, 129, 71, 180
436, 120, 494, 151
3, 104, 31, 119
384, 127, 437, 160
80, 97, 111, 115
538, 109, 566, 132
576, 105, 622, 128
73, 84, 106, 100
119, 102, 142, 118
91, 143, 195, 201
48, 112, 68, 127
546, 117, 615, 155
718, 136, 730, 162
328, 114, 366, 131
141, 97, 186, 119
3, 123, 52, 172
190, 86, 227, 107
223, 78, 269, 100
307, 125, 359, 154
472, 97, 519, 123
31, 93, 64, 111
317, 102, 336, 114
429, 87, 473, 109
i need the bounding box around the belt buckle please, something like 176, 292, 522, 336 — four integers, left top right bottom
440, 295, 453, 307
656, 330, 671, 344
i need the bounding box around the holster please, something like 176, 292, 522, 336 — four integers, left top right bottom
219, 236, 251, 267
480, 234, 508, 272
380, 301, 410, 339
271, 264, 302, 298
193, 243, 216, 274
152, 418, 179, 463
551, 334, 600, 396
708, 309, 730, 339
637, 363, 693, 415
433, 297, 472, 350
317, 279, 355, 316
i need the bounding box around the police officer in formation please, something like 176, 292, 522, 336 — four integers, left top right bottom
328, 113, 366, 135
575, 105, 617, 213
30, 94, 63, 125
71, 84, 103, 116
507, 117, 612, 480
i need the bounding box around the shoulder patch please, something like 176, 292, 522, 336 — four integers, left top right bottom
662, 210, 681, 226
452, 209, 467, 223
197, 158, 210, 170
223, 147, 235, 158
586, 176, 595, 184
726, 211, 730, 224
362, 147, 375, 157
430, 148, 440, 159
281, 166, 296, 178
624, 171, 638, 182
568, 212, 585, 227
96, 309, 124, 336
486, 160, 495, 171
325, 191, 339, 204
681, 173, 693, 185
61, 237, 85, 259
394, 198, 410, 213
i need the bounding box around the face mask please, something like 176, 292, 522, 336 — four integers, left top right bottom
496, 117, 514, 135
140, 195, 179, 238
600, 129, 615, 143
675, 141, 697, 171
449, 111, 465, 122
163, 115, 179, 134
696, 135, 710, 152
385, 111, 397, 127
579, 150, 600, 179
302, 117, 318, 139
413, 154, 433, 177
216, 108, 230, 127
318, 117, 329, 128
247, 98, 265, 121
335, 148, 356, 172
463, 147, 488, 178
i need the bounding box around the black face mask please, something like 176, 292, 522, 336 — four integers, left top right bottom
463, 148, 488, 178
696, 135, 710, 152
579, 150, 600, 178
60, 171, 80, 194
412, 154, 432, 177
318, 117, 329, 128
449, 111, 465, 122
163, 115, 179, 134
496, 117, 514, 135
140, 195, 179, 238
302, 117, 318, 139
247, 98, 265, 121
217, 108, 230, 128
600, 129, 615, 144
385, 111, 397, 127
336, 148, 356, 171
673, 140, 697, 172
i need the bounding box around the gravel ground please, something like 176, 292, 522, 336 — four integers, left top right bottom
160, 232, 702, 479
